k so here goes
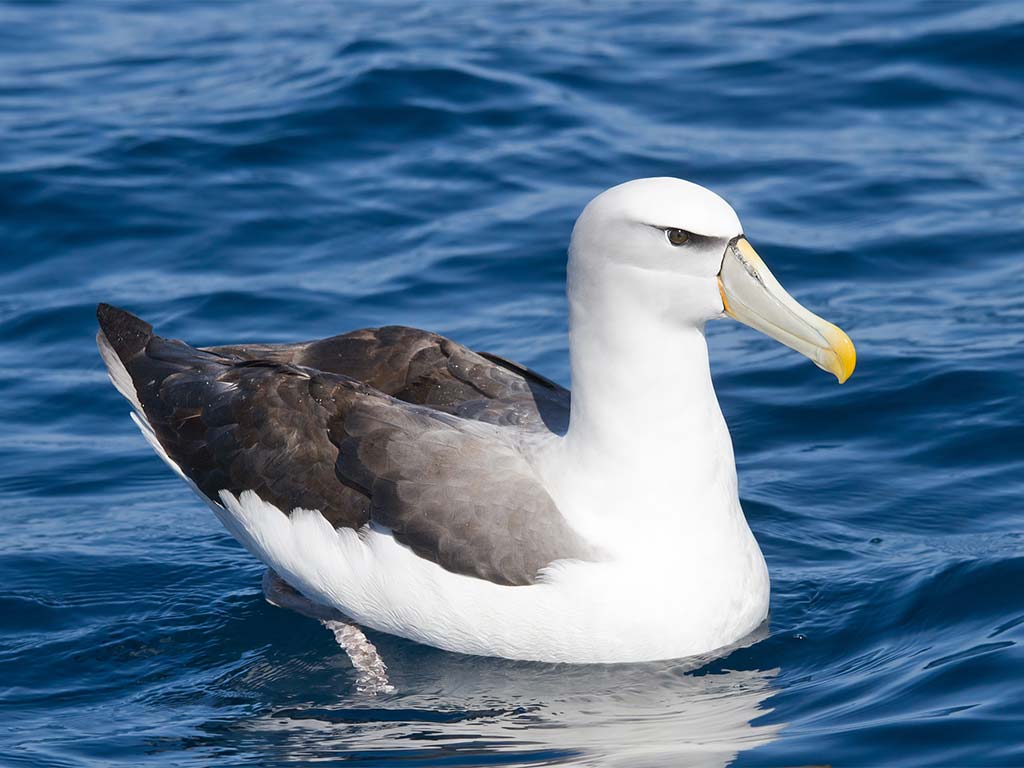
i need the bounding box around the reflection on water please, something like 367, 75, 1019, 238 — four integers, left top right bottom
263, 570, 395, 695
233, 652, 782, 767
229, 570, 783, 766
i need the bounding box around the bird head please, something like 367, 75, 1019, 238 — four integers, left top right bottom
569, 177, 855, 383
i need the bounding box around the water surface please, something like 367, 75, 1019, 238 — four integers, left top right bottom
2, 1, 1023, 765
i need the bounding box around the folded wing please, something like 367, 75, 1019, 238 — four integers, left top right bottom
97, 305, 591, 586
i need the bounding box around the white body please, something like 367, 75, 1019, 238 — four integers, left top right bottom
111, 178, 793, 663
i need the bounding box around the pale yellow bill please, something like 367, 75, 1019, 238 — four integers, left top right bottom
717, 237, 856, 383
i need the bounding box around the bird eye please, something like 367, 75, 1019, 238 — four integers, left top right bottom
666, 228, 690, 246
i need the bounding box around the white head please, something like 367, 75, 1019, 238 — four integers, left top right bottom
568, 177, 855, 382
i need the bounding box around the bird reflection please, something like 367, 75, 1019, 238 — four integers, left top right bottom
229, 570, 785, 767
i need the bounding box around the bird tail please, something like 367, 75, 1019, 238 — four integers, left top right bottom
96, 303, 154, 415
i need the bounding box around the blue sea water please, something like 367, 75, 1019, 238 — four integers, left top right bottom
2, 0, 1023, 764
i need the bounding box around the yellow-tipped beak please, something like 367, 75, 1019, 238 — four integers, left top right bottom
718, 237, 856, 383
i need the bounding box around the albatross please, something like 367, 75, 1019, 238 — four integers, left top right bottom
97, 177, 855, 664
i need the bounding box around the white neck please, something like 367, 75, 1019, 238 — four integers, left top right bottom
533, 261, 739, 550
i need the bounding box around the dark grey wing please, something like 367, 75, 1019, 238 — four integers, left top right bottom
97, 305, 591, 586
98, 314, 370, 529
329, 397, 593, 585
208, 326, 570, 434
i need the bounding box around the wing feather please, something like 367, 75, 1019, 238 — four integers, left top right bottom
98, 306, 591, 586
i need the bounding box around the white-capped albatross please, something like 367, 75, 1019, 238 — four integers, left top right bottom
97, 177, 855, 664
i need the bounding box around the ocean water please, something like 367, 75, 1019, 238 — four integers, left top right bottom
2, 0, 1023, 765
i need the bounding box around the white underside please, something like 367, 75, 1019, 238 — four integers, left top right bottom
216, 487, 768, 663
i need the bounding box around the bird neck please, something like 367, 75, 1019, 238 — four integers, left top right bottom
538, 263, 739, 541
564, 308, 732, 480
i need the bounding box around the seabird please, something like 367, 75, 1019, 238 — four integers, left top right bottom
97, 177, 855, 664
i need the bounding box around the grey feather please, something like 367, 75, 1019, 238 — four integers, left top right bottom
97, 304, 592, 586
